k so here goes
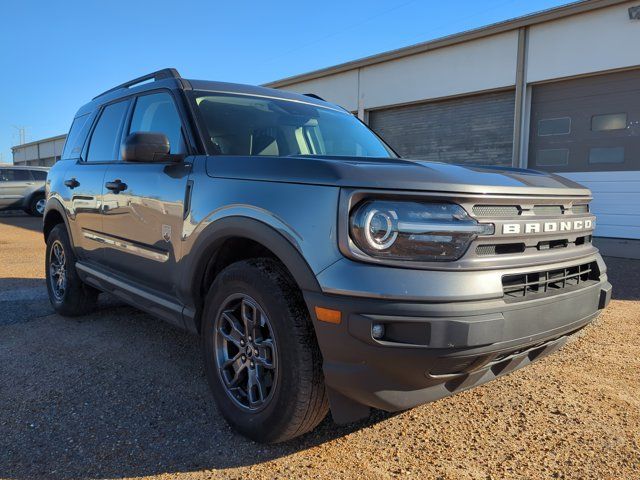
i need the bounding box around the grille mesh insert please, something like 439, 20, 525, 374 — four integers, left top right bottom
573, 204, 589, 214
533, 205, 563, 216
472, 205, 520, 217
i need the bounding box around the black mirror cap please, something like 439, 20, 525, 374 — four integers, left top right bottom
121, 132, 171, 162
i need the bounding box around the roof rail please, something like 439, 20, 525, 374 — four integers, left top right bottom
303, 93, 325, 101
93, 68, 182, 100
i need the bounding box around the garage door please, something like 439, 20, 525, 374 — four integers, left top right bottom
528, 69, 640, 240
368, 90, 515, 166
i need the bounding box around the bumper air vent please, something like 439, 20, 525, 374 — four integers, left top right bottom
476, 243, 526, 256
502, 261, 599, 302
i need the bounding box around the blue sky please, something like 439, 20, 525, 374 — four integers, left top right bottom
0, 0, 571, 163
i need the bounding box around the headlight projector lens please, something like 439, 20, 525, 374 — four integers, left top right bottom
364, 208, 398, 250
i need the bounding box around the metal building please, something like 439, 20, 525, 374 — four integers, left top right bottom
11, 134, 66, 167
265, 0, 640, 253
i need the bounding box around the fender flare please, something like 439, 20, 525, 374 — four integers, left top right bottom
178, 215, 322, 326
43, 197, 72, 243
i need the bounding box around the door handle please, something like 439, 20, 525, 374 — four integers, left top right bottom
105, 179, 127, 193
64, 178, 80, 189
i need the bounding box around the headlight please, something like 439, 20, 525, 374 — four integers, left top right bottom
349, 200, 494, 262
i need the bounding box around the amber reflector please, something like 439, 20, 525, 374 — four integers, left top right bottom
315, 306, 342, 324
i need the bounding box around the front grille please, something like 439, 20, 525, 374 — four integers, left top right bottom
472, 203, 588, 217
502, 261, 599, 302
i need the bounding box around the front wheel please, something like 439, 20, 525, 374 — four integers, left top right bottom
202, 258, 328, 443
45, 224, 98, 316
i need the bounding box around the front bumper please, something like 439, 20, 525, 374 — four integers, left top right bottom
305, 254, 611, 421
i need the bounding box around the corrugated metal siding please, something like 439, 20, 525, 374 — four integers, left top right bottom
559, 171, 640, 240
368, 90, 515, 166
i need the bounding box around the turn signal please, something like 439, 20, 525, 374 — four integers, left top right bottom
315, 307, 342, 324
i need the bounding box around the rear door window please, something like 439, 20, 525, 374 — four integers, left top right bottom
86, 101, 130, 162
2, 169, 32, 181
31, 170, 47, 181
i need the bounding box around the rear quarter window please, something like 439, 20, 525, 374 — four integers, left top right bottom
61, 113, 92, 160
31, 170, 47, 181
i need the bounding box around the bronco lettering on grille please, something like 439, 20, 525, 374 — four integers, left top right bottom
502, 219, 594, 235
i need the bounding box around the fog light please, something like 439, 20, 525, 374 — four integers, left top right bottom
372, 323, 385, 339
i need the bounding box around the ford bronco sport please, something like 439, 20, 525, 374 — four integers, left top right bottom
44, 68, 611, 443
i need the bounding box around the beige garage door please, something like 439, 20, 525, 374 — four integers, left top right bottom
368, 90, 515, 166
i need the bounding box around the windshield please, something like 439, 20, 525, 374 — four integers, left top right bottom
193, 91, 396, 158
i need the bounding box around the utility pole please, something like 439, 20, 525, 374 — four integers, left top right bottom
12, 125, 28, 145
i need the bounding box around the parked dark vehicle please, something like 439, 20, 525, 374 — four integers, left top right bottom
44, 69, 611, 443
0, 166, 48, 216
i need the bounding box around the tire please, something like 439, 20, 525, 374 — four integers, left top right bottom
202, 258, 328, 443
45, 223, 98, 316
28, 194, 46, 217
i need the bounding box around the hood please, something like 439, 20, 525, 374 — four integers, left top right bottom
205, 155, 591, 197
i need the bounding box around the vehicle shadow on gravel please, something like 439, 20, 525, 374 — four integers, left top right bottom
0, 212, 42, 233
0, 294, 393, 480
0, 278, 125, 326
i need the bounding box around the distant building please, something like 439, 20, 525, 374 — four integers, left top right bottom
11, 134, 66, 167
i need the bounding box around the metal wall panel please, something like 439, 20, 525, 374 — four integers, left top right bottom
559, 171, 640, 240
527, 2, 640, 83
369, 90, 515, 166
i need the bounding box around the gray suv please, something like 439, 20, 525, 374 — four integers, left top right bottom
44, 69, 611, 443
0, 166, 48, 216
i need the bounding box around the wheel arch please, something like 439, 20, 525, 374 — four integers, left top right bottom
179, 216, 322, 333
43, 198, 72, 243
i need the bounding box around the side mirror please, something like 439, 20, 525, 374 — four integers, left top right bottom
121, 132, 176, 162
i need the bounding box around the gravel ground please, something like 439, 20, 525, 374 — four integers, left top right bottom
0, 214, 638, 480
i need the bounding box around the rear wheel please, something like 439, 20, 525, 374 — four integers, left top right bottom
202, 258, 328, 443
45, 224, 98, 316
28, 194, 46, 216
